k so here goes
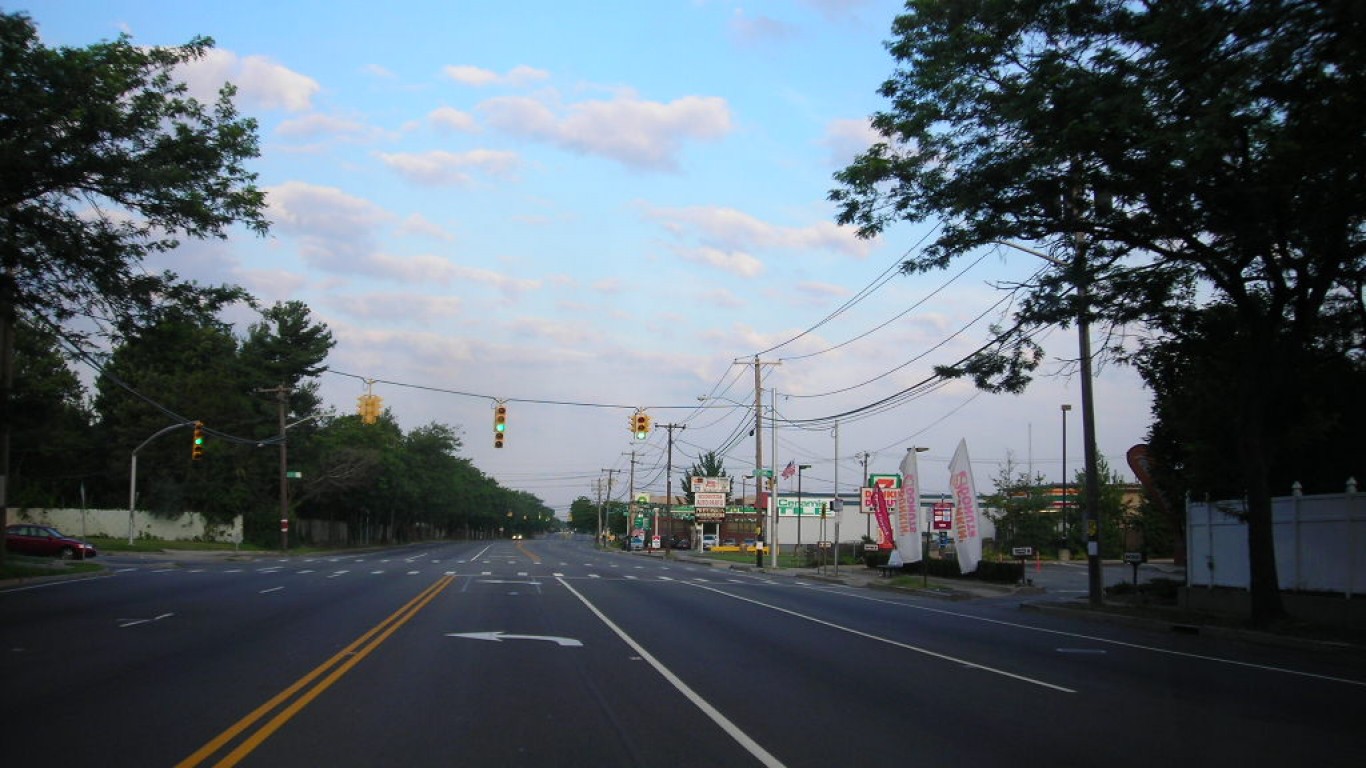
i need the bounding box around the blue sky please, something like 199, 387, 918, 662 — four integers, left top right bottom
26, 0, 1151, 516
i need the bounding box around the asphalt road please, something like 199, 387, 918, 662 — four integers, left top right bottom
2, 537, 1364, 767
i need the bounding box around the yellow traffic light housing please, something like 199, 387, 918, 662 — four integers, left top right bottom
633, 411, 651, 440
357, 393, 382, 424
494, 403, 507, 448
191, 421, 204, 460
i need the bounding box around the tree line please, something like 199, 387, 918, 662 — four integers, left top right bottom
9, 301, 553, 545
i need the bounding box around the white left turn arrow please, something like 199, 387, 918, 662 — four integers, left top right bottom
446, 631, 583, 647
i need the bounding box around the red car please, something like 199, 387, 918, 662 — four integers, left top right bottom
4, 524, 98, 559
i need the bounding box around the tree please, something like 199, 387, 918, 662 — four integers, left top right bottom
91, 308, 250, 522
983, 455, 1054, 555
1, 12, 268, 561
831, 0, 1365, 627
678, 450, 728, 505
6, 320, 93, 507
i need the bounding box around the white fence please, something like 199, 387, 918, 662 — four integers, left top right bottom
4, 507, 242, 543
1186, 486, 1365, 597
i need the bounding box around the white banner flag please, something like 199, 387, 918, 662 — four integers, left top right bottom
948, 438, 982, 574
895, 448, 922, 564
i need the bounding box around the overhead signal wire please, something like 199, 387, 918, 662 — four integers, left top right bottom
779, 252, 986, 362
752, 223, 941, 358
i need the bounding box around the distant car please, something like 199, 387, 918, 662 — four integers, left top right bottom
629, 536, 645, 551
4, 525, 97, 559
511, 534, 523, 540
701, 534, 718, 551
722, 538, 737, 547
743, 538, 757, 550
671, 537, 691, 550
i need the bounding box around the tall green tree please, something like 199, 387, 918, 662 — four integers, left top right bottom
831, 0, 1365, 626
678, 450, 727, 504
92, 309, 250, 522
6, 321, 93, 507
1, 12, 268, 561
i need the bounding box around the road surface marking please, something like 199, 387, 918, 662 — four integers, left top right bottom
177, 574, 454, 768
689, 582, 1075, 694
447, 631, 582, 647
557, 577, 787, 768
118, 613, 175, 629
297, 569, 314, 574
837, 591, 1366, 688
259, 587, 284, 594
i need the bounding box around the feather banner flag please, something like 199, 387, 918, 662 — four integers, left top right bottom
895, 447, 922, 564
948, 438, 982, 574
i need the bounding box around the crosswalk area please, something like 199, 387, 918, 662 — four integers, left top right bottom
111, 555, 792, 586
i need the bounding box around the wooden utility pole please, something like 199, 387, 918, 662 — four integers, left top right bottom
256, 384, 291, 550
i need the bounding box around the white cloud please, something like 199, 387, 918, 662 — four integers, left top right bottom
276, 113, 372, 139
479, 92, 732, 171
443, 64, 550, 88
822, 117, 881, 167
265, 182, 394, 276
448, 265, 541, 298
729, 10, 799, 45
180, 49, 319, 112
328, 293, 463, 323
795, 281, 851, 299
429, 106, 480, 133
397, 213, 456, 242
676, 245, 765, 278
376, 150, 520, 185
642, 204, 872, 258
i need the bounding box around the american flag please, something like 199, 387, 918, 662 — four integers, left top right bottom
781, 460, 796, 479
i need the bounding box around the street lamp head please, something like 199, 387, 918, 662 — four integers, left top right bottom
1061, 403, 1073, 412
799, 464, 812, 470
910, 446, 930, 453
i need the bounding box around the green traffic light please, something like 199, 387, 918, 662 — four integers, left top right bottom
495, 423, 506, 432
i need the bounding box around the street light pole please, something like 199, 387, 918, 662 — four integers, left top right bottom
1061, 403, 1072, 545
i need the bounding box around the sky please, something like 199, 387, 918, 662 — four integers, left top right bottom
25, 0, 1154, 516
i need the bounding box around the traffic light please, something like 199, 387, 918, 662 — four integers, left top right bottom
633, 411, 651, 440
494, 404, 507, 448
191, 421, 204, 460
358, 394, 382, 424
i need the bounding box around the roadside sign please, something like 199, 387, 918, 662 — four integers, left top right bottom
931, 501, 953, 531
694, 492, 727, 508
1011, 546, 1034, 557
869, 474, 901, 488
1123, 552, 1145, 564
861, 486, 901, 510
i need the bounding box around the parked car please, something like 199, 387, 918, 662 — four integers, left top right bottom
671, 537, 691, 550
701, 534, 718, 551
4, 525, 98, 559
629, 535, 645, 551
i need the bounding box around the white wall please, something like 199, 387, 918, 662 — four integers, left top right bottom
4, 507, 243, 543
1187, 489, 1366, 596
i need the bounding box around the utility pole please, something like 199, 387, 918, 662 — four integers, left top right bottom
739, 356, 779, 567
855, 451, 871, 540
600, 468, 618, 546
256, 384, 292, 550
661, 423, 685, 556
625, 449, 639, 539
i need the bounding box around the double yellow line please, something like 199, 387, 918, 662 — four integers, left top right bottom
177, 574, 455, 768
